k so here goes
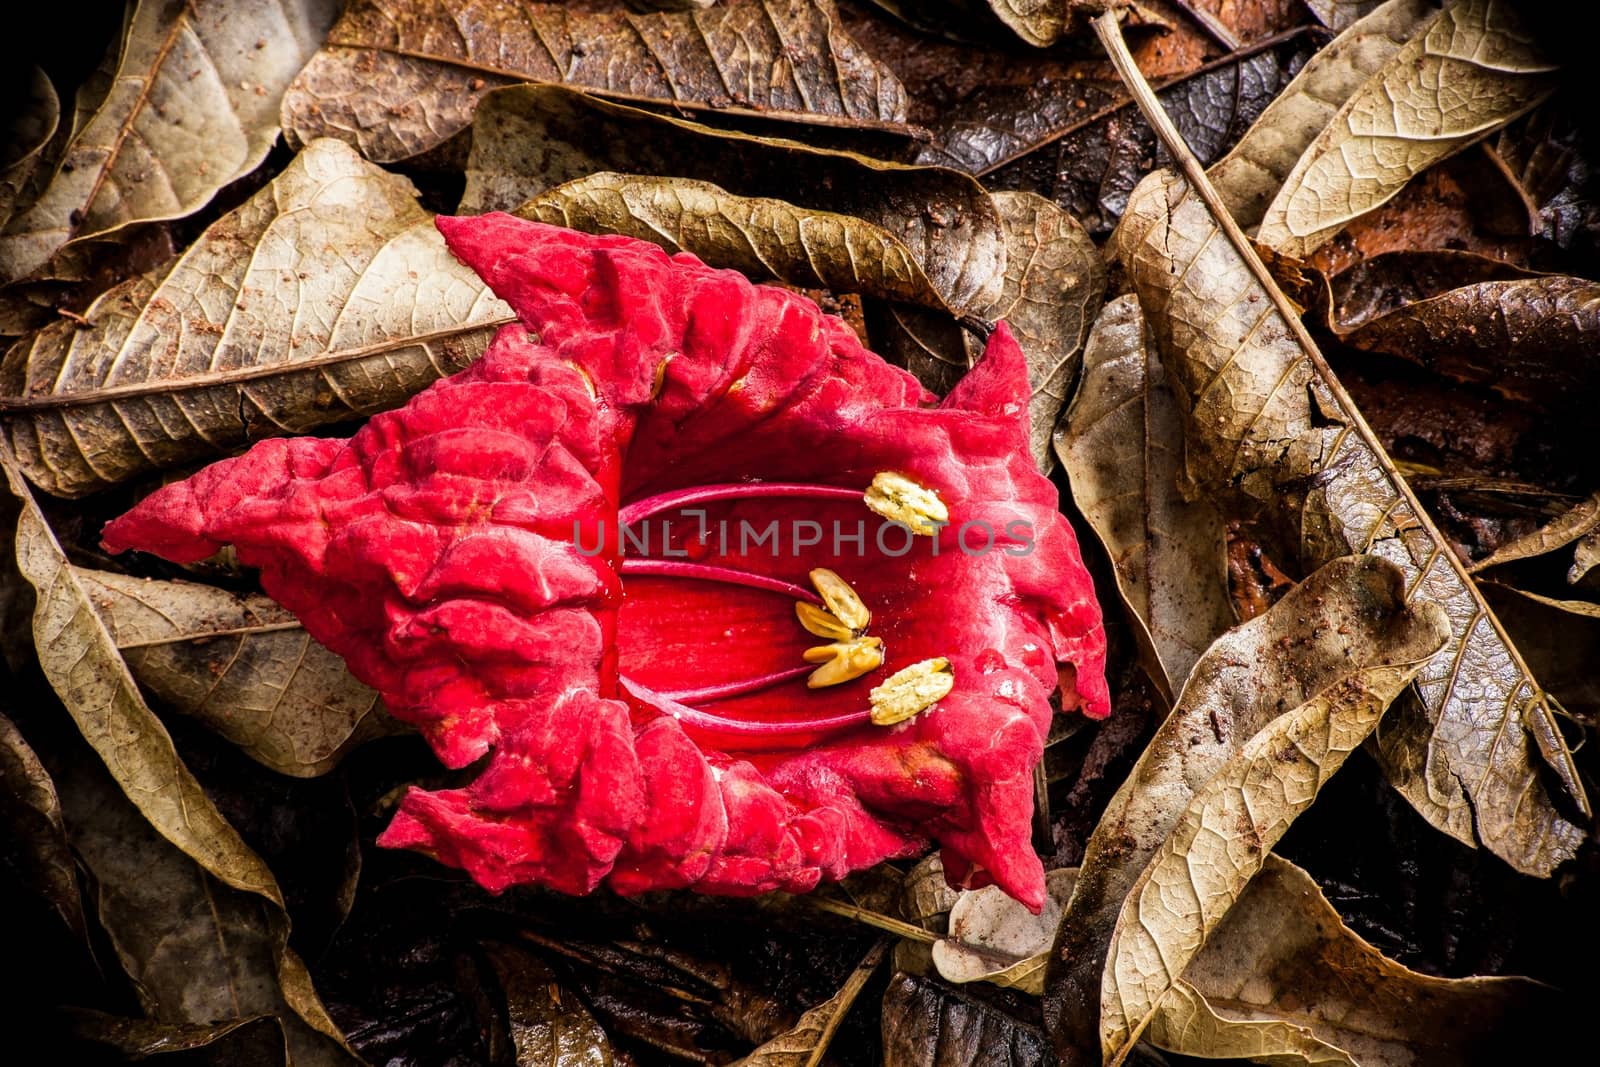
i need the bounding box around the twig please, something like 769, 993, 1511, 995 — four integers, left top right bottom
805, 896, 938, 944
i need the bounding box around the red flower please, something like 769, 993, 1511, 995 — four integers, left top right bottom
102, 217, 1108, 910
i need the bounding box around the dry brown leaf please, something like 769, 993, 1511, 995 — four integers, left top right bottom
1112, 166, 1588, 876
1256, 0, 1556, 257
931, 868, 1077, 995
1209, 0, 1439, 230
1480, 582, 1600, 722
1153, 856, 1558, 1066
1468, 490, 1600, 573
0, 0, 339, 285
1056, 294, 1232, 700
78, 568, 390, 778
0, 66, 60, 228
1043, 555, 1452, 1062
882, 972, 1050, 1067
1099, 581, 1448, 1057
733, 939, 888, 1067
1304, 0, 1386, 30
1572, 530, 1600, 584
0, 138, 511, 498
282, 0, 908, 164
0, 709, 86, 941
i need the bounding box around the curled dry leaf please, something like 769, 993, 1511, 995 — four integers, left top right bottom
0, 138, 512, 498
282, 0, 908, 164
1153, 855, 1560, 1066
77, 568, 390, 778
1044, 555, 1452, 1062
463, 85, 1006, 318
473, 942, 615, 1066
1112, 167, 1588, 876
1468, 490, 1600, 573
882, 972, 1050, 1067
1256, 0, 1556, 257
1209, 0, 1440, 230
932, 867, 1077, 995
0, 710, 86, 941
732, 938, 888, 1067
1099, 572, 1449, 1057
0, 66, 60, 228
1055, 294, 1232, 700
0, 0, 340, 285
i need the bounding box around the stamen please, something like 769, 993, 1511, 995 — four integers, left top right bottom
865, 472, 948, 536
809, 568, 870, 632
655, 664, 815, 704
796, 601, 855, 641
620, 482, 864, 526
804, 637, 884, 688
870, 658, 954, 725
619, 559, 821, 604
620, 675, 874, 739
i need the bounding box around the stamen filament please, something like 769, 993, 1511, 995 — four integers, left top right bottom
654, 664, 815, 704
621, 676, 873, 739
619, 482, 864, 526
619, 559, 821, 604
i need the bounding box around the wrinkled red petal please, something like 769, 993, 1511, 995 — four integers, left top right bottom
103, 217, 1108, 911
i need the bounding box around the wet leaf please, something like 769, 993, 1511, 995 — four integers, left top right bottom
882, 972, 1049, 1067
282, 0, 908, 164
463, 84, 1005, 316
1044, 555, 1452, 1061
1468, 490, 1600, 573
0, 66, 60, 228
1257, 0, 1556, 257
1099, 578, 1449, 1056
1055, 294, 1232, 700
474, 942, 615, 1066
0, 138, 512, 498
1151, 855, 1559, 1066
1112, 166, 1589, 876
77, 568, 390, 778
932, 868, 1076, 995
1339, 275, 1600, 407
733, 938, 887, 1067
65, 1010, 287, 1066
0, 709, 86, 940
1210, 0, 1439, 230
0, 0, 340, 285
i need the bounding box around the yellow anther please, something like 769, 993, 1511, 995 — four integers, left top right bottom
808, 568, 870, 632
869, 657, 954, 725
803, 637, 884, 689
796, 601, 855, 641
864, 472, 948, 536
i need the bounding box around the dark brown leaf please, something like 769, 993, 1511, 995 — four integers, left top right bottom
882, 972, 1048, 1067
0, 709, 86, 941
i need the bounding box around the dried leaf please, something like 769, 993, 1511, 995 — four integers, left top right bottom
1099, 581, 1449, 1056
1257, 0, 1556, 257
1112, 167, 1588, 876
882, 972, 1049, 1067
900, 854, 961, 931
0, 138, 512, 498
1305, 0, 1386, 30
1469, 490, 1600, 573
0, 0, 340, 285
0, 66, 60, 228
1056, 294, 1232, 700
78, 568, 390, 777
1572, 530, 1600, 583
1043, 555, 1452, 1061
733, 939, 887, 1067
475, 942, 615, 1066
1209, 0, 1440, 230
1481, 582, 1600, 721
65, 1011, 288, 1066
1340, 275, 1600, 407
0, 710, 86, 941
1152, 855, 1559, 1066
282, 0, 908, 164
463, 84, 1005, 316
982, 0, 1095, 46
932, 868, 1076, 994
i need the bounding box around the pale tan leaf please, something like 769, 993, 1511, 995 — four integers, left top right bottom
0, 66, 60, 228
1099, 580, 1448, 1057
1572, 529, 1600, 583
1055, 294, 1232, 699
932, 868, 1076, 995
0, 0, 341, 284
1305, 0, 1386, 30
732, 938, 888, 1067
1256, 0, 1556, 257
1156, 856, 1558, 1066
1112, 166, 1588, 876
77, 568, 390, 778
1043, 555, 1450, 1062
0, 138, 512, 498
1209, 0, 1439, 230
282, 0, 908, 164
1468, 490, 1600, 573
984, 0, 1097, 47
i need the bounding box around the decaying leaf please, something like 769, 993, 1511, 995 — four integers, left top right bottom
1257, 0, 1556, 257
0, 138, 512, 498
0, 66, 60, 228
1112, 167, 1589, 876
1099, 581, 1448, 1056
282, 0, 909, 164
474, 942, 615, 1066
1055, 294, 1232, 699
64, 1011, 288, 1066
1469, 490, 1600, 573
0, 710, 86, 941
0, 0, 340, 285
1150, 856, 1560, 1066
77, 568, 389, 778
733, 939, 888, 1067
1209, 0, 1440, 230
1044, 555, 1452, 1062
932, 868, 1076, 994
882, 972, 1050, 1067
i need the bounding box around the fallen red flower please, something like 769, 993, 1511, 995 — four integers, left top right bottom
103, 216, 1108, 910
